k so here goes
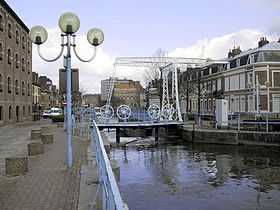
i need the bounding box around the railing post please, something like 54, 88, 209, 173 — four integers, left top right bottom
238, 113, 240, 132
266, 113, 269, 133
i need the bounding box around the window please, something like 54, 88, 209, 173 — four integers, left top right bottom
8, 49, 11, 64
7, 77, 11, 93
240, 74, 245, 89
27, 61, 30, 74
273, 72, 280, 87
16, 30, 19, 44
27, 42, 30, 54
8, 23, 11, 38
22, 57, 25, 71
263, 51, 280, 62
0, 14, 3, 31
0, 74, 2, 92
27, 83, 30, 96
23, 106, 25, 116
21, 81, 25, 95
15, 79, 18, 95
8, 106, 12, 120
15, 53, 18, 68
28, 105, 31, 115
230, 59, 237, 69
0, 106, 2, 120
22, 36, 25, 49
0, 42, 2, 60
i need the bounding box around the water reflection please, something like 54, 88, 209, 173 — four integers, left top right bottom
111, 143, 280, 210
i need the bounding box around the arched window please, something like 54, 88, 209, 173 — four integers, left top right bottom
0, 14, 3, 31
21, 81, 25, 96
22, 36, 25, 49
7, 77, 11, 93
15, 53, 18, 68
8, 49, 11, 64
27, 83, 30, 96
22, 57, 25, 71
0, 42, 3, 60
16, 30, 19, 44
27, 41, 30, 54
15, 79, 18, 95
0, 74, 2, 92
27, 61, 30, 74
8, 23, 11, 38
8, 105, 12, 120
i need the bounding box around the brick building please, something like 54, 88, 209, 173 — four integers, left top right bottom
0, 0, 32, 126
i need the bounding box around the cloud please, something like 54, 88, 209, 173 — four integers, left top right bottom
243, 0, 280, 9
33, 28, 277, 94
169, 29, 272, 59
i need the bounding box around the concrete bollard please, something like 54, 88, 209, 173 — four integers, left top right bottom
28, 142, 44, 156
110, 159, 120, 183
31, 129, 41, 140
5, 157, 28, 176
41, 126, 53, 134
41, 133, 54, 144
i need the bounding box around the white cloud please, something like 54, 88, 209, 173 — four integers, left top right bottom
244, 0, 280, 9
168, 29, 274, 59
33, 28, 277, 94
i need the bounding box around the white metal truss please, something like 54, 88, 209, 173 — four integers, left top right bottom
113, 56, 212, 122
161, 63, 182, 121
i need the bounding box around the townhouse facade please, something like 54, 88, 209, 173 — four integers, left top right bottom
181, 38, 280, 114
0, 0, 32, 126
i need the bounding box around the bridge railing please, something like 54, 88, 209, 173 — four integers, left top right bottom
91, 120, 126, 210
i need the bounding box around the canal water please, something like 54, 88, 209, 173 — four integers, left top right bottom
111, 143, 280, 210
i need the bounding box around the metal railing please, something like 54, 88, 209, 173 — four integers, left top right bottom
189, 112, 280, 133
91, 120, 126, 210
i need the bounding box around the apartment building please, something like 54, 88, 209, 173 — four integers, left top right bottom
182, 37, 280, 114
0, 0, 32, 126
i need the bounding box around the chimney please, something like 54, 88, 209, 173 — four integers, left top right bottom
258, 37, 269, 48
231, 46, 242, 57
228, 49, 233, 58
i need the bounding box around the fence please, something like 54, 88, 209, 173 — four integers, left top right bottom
189, 112, 280, 133
91, 120, 126, 210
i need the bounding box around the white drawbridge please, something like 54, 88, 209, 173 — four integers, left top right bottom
101, 57, 208, 122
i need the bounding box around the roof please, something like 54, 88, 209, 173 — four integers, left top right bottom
0, 0, 29, 32
230, 41, 280, 60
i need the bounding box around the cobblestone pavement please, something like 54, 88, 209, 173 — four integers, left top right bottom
0, 121, 87, 210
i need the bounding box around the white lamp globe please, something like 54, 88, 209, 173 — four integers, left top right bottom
58, 12, 80, 34
29, 26, 48, 45
87, 28, 104, 46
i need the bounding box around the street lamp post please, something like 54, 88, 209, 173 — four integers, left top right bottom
29, 12, 104, 168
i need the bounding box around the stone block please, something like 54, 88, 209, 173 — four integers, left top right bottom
28, 142, 44, 156
41, 126, 53, 134
5, 157, 28, 176
31, 129, 41, 140
41, 134, 54, 144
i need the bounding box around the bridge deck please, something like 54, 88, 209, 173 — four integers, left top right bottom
96, 121, 183, 129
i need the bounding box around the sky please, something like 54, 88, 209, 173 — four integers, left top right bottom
5, 0, 280, 93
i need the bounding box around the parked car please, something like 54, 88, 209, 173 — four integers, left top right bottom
42, 110, 51, 118
50, 107, 63, 118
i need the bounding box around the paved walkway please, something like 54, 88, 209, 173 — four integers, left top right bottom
0, 121, 87, 210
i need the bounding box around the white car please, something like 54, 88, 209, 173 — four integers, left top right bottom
42, 110, 51, 118
50, 108, 63, 117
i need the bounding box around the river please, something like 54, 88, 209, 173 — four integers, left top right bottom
111, 142, 280, 210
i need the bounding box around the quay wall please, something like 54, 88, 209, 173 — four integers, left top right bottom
181, 127, 280, 146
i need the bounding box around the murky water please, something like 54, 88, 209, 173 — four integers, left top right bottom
111, 143, 280, 210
